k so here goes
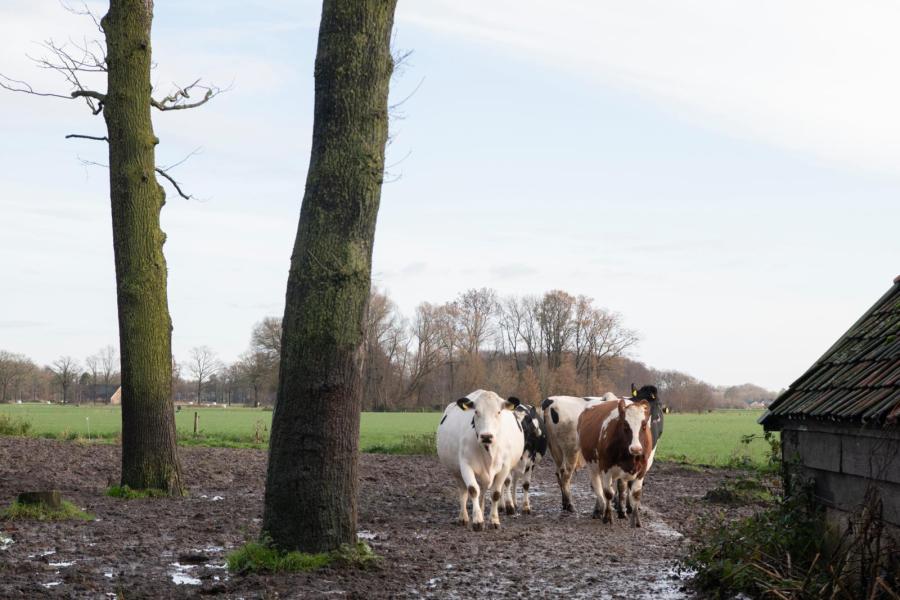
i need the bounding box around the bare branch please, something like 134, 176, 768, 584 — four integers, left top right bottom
151, 79, 225, 111
66, 133, 108, 142
60, 1, 104, 34
155, 168, 193, 200
0, 74, 74, 100
158, 147, 202, 172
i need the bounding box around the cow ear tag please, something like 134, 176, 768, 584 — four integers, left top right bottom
505, 396, 521, 411
631, 383, 638, 397
456, 397, 473, 411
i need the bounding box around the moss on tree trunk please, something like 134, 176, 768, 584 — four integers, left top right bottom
101, 0, 183, 495
263, 0, 397, 553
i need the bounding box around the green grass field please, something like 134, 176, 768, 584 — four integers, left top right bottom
0, 404, 773, 468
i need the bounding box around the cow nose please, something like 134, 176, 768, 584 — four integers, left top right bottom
480, 434, 494, 444
629, 445, 642, 456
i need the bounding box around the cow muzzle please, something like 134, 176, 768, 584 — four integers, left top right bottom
480, 433, 494, 445
629, 444, 643, 456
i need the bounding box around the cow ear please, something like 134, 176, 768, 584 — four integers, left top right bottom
505, 396, 521, 411
456, 397, 474, 411
631, 383, 638, 398
617, 398, 626, 416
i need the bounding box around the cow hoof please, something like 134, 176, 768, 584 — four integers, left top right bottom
522, 507, 531, 515
626, 506, 633, 514
504, 504, 516, 515
616, 511, 626, 519
471, 522, 484, 532
563, 503, 575, 513
602, 513, 612, 524
457, 519, 469, 526
592, 509, 602, 520
489, 522, 500, 530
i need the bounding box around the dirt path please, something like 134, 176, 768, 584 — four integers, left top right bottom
0, 437, 755, 598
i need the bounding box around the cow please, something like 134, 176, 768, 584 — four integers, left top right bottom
436, 389, 524, 530
613, 384, 662, 519
502, 403, 547, 515
541, 392, 617, 512
578, 397, 653, 527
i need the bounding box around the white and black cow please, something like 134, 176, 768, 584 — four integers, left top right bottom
502, 403, 547, 515
436, 389, 525, 530
613, 383, 662, 519
541, 392, 618, 512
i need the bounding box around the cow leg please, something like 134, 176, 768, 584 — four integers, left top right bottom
614, 479, 627, 519
625, 480, 634, 514
629, 477, 644, 528
589, 465, 606, 520
489, 468, 512, 529
599, 470, 614, 524
558, 462, 575, 512
505, 472, 518, 515
456, 481, 470, 526
521, 464, 533, 515
461, 466, 484, 531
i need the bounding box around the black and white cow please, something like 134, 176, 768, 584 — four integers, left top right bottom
502, 404, 547, 515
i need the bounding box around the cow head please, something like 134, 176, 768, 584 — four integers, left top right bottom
457, 391, 520, 450
631, 383, 659, 403
617, 398, 650, 457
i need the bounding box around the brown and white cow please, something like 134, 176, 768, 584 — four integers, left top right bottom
541, 393, 617, 512
577, 398, 653, 527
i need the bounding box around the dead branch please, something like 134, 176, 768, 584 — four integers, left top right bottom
65, 133, 108, 142
151, 79, 223, 111
0, 74, 73, 100
155, 168, 193, 200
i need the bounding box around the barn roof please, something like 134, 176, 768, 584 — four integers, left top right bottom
761, 276, 900, 428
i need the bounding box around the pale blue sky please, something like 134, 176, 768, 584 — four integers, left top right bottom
1, 1, 897, 390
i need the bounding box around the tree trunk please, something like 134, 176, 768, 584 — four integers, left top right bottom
263, 0, 397, 553
102, 0, 183, 495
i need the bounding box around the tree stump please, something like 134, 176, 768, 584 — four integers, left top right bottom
17, 491, 62, 510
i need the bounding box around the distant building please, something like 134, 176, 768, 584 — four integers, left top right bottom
760, 275, 899, 532
110, 387, 121, 405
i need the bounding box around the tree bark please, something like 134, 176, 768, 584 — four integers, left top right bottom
102, 0, 183, 494
263, 0, 397, 553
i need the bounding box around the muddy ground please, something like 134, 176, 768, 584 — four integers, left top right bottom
0, 437, 762, 599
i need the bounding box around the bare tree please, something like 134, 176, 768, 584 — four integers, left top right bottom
187, 346, 220, 404
85, 352, 101, 399
0, 351, 33, 404
263, 0, 398, 553
99, 345, 118, 387
0, 2, 223, 494
456, 287, 497, 356
251, 317, 282, 361
50, 356, 81, 404
238, 350, 272, 408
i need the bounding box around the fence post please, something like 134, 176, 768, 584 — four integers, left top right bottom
193, 411, 199, 437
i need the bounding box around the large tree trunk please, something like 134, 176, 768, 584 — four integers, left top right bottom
263, 0, 397, 553
102, 0, 183, 495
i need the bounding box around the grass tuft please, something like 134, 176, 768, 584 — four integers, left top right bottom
0, 414, 31, 436
365, 433, 436, 455
227, 539, 378, 574
704, 476, 774, 505
1, 499, 92, 521
106, 485, 170, 499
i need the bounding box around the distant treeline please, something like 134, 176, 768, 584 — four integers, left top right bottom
0, 288, 778, 412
